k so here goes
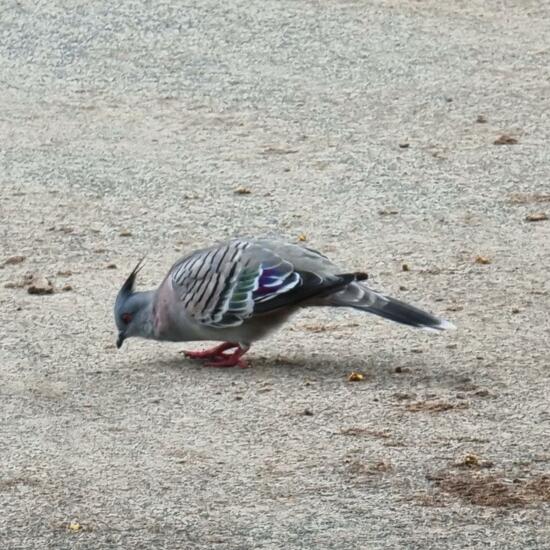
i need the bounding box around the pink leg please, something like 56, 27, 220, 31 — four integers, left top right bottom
182, 342, 237, 360
204, 345, 250, 369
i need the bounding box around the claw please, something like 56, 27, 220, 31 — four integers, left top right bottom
203, 344, 250, 369
182, 342, 237, 360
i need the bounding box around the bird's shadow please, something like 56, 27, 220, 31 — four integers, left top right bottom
140, 348, 469, 393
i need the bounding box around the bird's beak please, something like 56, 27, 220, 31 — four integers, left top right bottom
116, 332, 125, 349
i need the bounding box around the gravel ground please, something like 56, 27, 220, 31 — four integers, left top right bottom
1, 1, 550, 548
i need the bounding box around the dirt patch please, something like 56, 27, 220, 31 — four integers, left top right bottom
406, 400, 469, 413
428, 470, 550, 507
0, 477, 40, 490
339, 427, 391, 439
508, 193, 550, 204
348, 459, 393, 477
453, 453, 494, 470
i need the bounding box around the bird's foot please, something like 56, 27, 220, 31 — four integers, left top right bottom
204, 346, 250, 369
182, 342, 237, 360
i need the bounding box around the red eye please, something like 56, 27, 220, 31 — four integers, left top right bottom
121, 313, 132, 324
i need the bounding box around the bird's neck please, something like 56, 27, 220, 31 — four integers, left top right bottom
132, 290, 156, 340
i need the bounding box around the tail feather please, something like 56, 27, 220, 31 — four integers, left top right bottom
328, 282, 455, 332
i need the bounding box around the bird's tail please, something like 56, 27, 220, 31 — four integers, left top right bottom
327, 281, 455, 332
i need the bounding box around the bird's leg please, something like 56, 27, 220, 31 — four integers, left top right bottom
204, 344, 250, 369
182, 342, 238, 360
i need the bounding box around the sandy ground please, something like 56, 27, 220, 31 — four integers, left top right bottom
1, 0, 550, 548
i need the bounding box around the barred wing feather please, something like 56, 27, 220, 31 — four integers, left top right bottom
170, 240, 302, 328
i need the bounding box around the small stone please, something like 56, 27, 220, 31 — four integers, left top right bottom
302, 408, 314, 416
398, 142, 410, 149
402, 263, 410, 272
27, 276, 54, 295
348, 371, 366, 382
234, 186, 251, 195
511, 307, 520, 314
57, 270, 73, 277
394, 366, 411, 374
476, 115, 487, 123
106, 263, 117, 269
392, 392, 412, 400
474, 255, 491, 265
62, 284, 73, 292
119, 229, 132, 237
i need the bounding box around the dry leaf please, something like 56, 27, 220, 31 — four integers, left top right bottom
3, 255, 25, 265
475, 255, 491, 265
453, 453, 493, 469
234, 186, 251, 195
67, 521, 82, 532
493, 134, 518, 145
348, 371, 365, 382
262, 146, 298, 155
526, 213, 548, 222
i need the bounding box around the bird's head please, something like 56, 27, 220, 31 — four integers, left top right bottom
114, 259, 149, 348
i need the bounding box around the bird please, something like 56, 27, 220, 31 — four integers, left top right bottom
114, 237, 455, 368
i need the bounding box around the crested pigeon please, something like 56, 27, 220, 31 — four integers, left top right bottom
114, 237, 454, 368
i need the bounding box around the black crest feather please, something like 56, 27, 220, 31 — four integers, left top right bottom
122, 258, 145, 294
115, 258, 145, 310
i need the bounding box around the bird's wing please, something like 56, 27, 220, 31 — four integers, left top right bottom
170, 238, 357, 328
